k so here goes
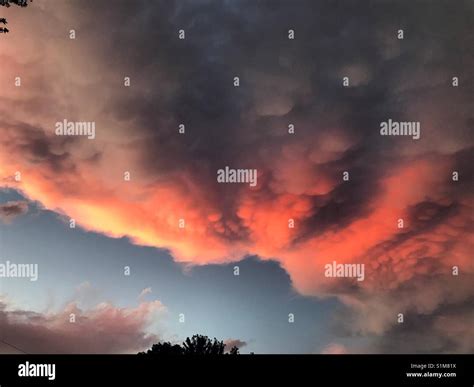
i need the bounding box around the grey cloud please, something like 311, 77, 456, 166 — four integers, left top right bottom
0, 200, 28, 222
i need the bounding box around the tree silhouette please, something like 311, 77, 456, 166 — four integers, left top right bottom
0, 0, 30, 7
139, 342, 184, 356
139, 334, 241, 355
183, 335, 226, 355
228, 346, 240, 355
1, 0, 31, 33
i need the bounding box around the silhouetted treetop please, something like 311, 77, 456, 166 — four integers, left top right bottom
139, 342, 184, 356
1, 0, 31, 33
0, 0, 30, 7
139, 334, 241, 356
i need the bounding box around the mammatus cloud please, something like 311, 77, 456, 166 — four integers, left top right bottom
0, 295, 165, 354
0, 0, 473, 352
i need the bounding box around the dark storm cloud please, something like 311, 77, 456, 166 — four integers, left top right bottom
328, 274, 474, 353
0, 121, 78, 173
294, 146, 388, 242
2, 0, 472, 354
371, 297, 474, 354
363, 199, 460, 262
65, 0, 474, 244
0, 200, 28, 221
450, 147, 474, 194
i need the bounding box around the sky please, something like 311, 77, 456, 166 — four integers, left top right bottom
0, 0, 473, 354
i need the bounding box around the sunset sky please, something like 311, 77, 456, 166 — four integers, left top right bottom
0, 0, 472, 354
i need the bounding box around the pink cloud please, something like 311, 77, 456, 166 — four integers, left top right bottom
0, 297, 165, 354
321, 343, 348, 354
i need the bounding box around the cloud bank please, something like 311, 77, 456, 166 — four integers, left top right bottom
0, 296, 164, 354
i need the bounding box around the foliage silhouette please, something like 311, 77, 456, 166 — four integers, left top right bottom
1, 0, 31, 33
139, 342, 184, 355
139, 334, 241, 355
0, 0, 30, 7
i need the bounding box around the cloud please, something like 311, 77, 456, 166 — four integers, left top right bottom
224, 339, 247, 351
0, 296, 165, 354
363, 301, 474, 354
138, 287, 152, 301
321, 343, 348, 355
0, 200, 28, 222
